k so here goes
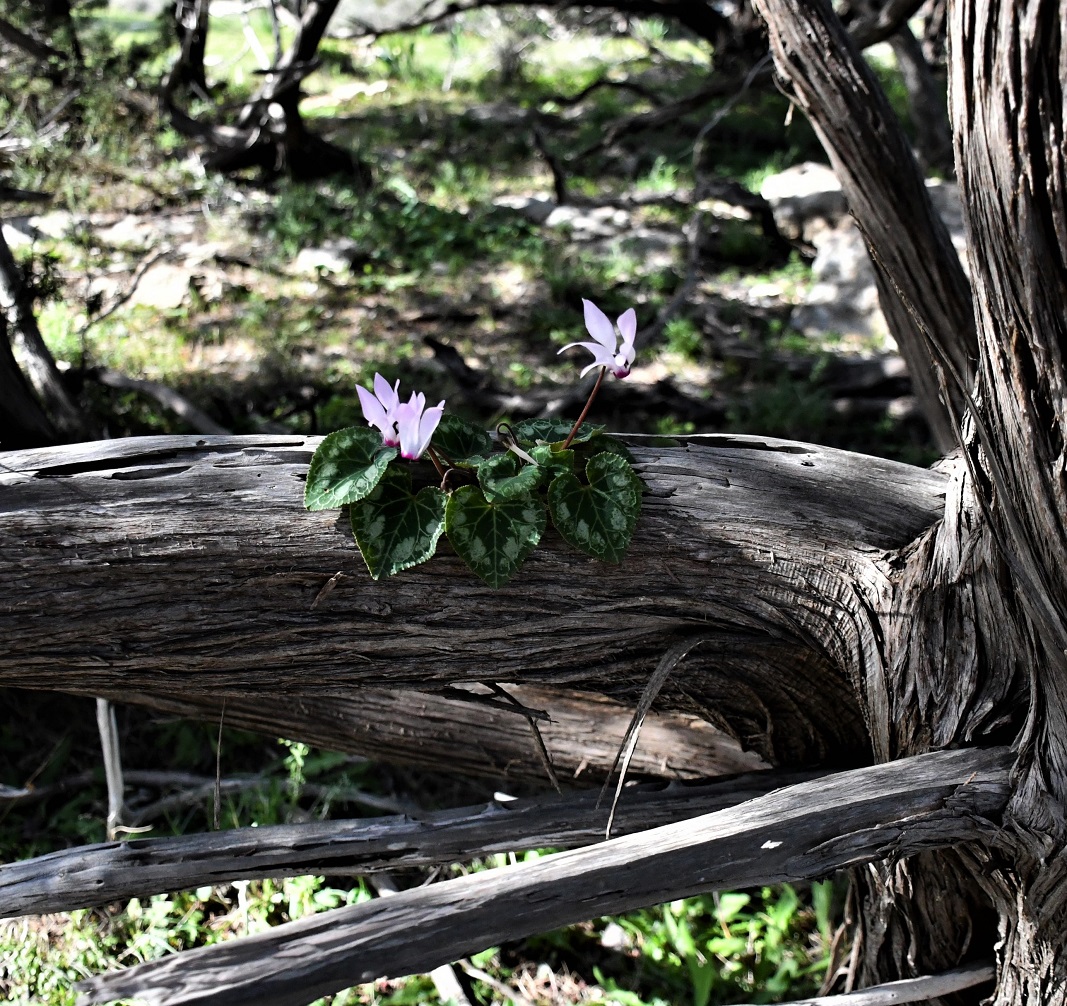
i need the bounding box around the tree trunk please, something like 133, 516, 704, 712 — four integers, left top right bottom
889, 21, 954, 176
161, 0, 366, 180
0, 315, 58, 450
751, 0, 1067, 1000
171, 0, 211, 95
0, 220, 89, 443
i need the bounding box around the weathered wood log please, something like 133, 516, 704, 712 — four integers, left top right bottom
84, 683, 769, 785
76, 747, 1011, 1006
0, 432, 947, 769
0, 767, 828, 918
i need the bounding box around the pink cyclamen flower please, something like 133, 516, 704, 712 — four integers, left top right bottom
558, 299, 637, 378
356, 373, 402, 447
395, 392, 445, 460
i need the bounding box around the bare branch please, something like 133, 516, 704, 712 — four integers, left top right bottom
741, 962, 994, 1005
0, 768, 827, 918
76, 748, 1011, 1006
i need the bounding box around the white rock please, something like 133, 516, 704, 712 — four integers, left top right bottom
128, 264, 192, 309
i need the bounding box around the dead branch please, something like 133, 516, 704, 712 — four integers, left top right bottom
0, 767, 826, 918
76, 747, 1011, 1006
742, 962, 994, 1005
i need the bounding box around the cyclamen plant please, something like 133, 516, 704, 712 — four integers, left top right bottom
304, 299, 644, 587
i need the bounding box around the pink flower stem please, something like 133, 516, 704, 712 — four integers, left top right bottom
561, 366, 606, 450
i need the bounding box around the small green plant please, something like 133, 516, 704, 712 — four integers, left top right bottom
664, 316, 704, 360
304, 301, 645, 587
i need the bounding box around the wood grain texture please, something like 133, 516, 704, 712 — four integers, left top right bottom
82, 683, 770, 785
0, 768, 827, 918
76, 747, 1011, 1006
0, 433, 946, 767
735, 962, 994, 1005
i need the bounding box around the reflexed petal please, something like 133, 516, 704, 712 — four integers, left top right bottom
579, 360, 607, 379
582, 299, 617, 350
558, 340, 613, 361
616, 308, 637, 351
373, 373, 400, 412
357, 383, 390, 431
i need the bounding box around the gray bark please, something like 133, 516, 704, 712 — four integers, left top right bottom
1, 767, 825, 918
77, 748, 1010, 1006
0, 432, 946, 767
83, 683, 769, 785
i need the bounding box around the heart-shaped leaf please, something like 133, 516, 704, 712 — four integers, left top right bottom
529, 443, 575, 477
431, 413, 492, 462
476, 452, 544, 501
350, 469, 446, 579
575, 433, 634, 464
304, 427, 397, 511
445, 486, 546, 587
548, 452, 642, 562
510, 418, 603, 446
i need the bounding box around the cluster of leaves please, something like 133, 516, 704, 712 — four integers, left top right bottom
593, 885, 834, 1006
304, 415, 643, 587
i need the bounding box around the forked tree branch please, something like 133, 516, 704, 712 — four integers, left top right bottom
77, 747, 1011, 1006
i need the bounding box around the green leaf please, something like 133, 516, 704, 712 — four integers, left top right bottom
350, 469, 446, 579
445, 486, 546, 587
576, 433, 634, 463
548, 452, 642, 562
476, 452, 544, 501
510, 417, 603, 446
529, 443, 575, 477
304, 427, 397, 510
431, 413, 492, 462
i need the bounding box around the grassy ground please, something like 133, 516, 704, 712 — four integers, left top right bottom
0, 6, 927, 1003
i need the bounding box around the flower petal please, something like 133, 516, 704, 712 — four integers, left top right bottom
582, 299, 617, 351
395, 402, 420, 459
558, 340, 613, 361
357, 383, 390, 432
415, 401, 445, 457
616, 308, 637, 351
397, 398, 446, 459
373, 373, 400, 412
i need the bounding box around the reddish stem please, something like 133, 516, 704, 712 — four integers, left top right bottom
426, 445, 448, 480
561, 367, 606, 450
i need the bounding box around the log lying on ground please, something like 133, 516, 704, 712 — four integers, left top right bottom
77, 747, 1011, 1006
0, 433, 947, 768
0, 767, 824, 918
